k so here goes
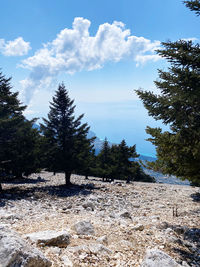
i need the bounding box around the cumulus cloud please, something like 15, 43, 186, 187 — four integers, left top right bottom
19, 17, 161, 103
0, 37, 31, 56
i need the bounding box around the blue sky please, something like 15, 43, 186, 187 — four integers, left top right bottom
0, 0, 199, 156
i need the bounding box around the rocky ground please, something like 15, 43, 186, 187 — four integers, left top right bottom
0, 172, 200, 266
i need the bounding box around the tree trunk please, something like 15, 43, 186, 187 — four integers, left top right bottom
85, 175, 88, 180
0, 183, 2, 192
65, 171, 72, 186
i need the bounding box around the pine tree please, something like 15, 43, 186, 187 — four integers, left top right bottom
114, 140, 139, 182
9, 119, 41, 178
136, 2, 200, 185
0, 71, 40, 190
95, 139, 154, 183
0, 72, 26, 159
75, 147, 96, 179
184, 0, 200, 15
96, 138, 113, 181
40, 83, 92, 186
110, 140, 153, 183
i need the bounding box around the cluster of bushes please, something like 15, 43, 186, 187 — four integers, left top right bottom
0, 71, 154, 190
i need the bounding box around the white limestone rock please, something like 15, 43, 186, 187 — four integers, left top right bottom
88, 243, 112, 255
61, 256, 73, 267
0, 226, 51, 267
140, 249, 181, 267
24, 230, 70, 247
96, 235, 108, 245
73, 221, 94, 235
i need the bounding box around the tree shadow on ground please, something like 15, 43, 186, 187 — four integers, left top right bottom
1, 177, 47, 185
171, 225, 200, 266
190, 192, 200, 202
0, 198, 5, 207
0, 182, 99, 207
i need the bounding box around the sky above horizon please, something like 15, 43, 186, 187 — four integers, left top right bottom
0, 0, 199, 156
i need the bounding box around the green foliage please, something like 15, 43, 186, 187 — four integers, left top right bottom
136, 2, 200, 185
184, 0, 200, 15
96, 138, 114, 181
0, 72, 26, 159
40, 83, 93, 185
95, 138, 155, 183
74, 143, 96, 179
111, 140, 139, 181
0, 71, 40, 184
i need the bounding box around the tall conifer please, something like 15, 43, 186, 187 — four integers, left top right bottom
41, 83, 92, 186
0, 71, 40, 190
136, 1, 200, 185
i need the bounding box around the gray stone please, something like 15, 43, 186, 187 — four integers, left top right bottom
172, 225, 186, 235
132, 204, 140, 208
133, 224, 144, 231
140, 249, 181, 267
88, 243, 112, 255
82, 202, 95, 210
25, 230, 70, 247
65, 204, 72, 209
73, 221, 95, 235
88, 195, 98, 202
96, 235, 108, 245
165, 228, 173, 235
120, 211, 132, 219
156, 221, 169, 230
0, 226, 51, 267
68, 245, 90, 254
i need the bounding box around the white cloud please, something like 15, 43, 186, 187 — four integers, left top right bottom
19, 17, 161, 103
182, 37, 198, 42
0, 37, 31, 56
135, 54, 161, 66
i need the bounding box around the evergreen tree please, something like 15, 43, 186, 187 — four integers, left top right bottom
184, 0, 200, 15
40, 83, 92, 186
0, 71, 40, 190
9, 119, 41, 178
96, 138, 113, 181
73, 130, 96, 179
75, 147, 96, 179
95, 139, 154, 183
0, 72, 26, 162
112, 140, 139, 182
136, 2, 200, 185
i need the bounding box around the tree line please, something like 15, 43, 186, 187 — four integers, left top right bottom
0, 77, 154, 190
